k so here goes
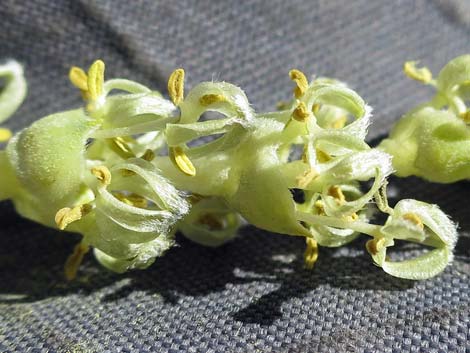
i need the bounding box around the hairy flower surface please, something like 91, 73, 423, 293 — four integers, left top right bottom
380, 55, 470, 183
0, 60, 459, 280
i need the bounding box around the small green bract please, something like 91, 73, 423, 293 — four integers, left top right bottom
0, 59, 459, 280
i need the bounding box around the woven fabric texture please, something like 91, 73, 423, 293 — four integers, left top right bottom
1, 1, 469, 352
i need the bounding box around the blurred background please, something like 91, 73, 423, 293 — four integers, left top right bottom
1, 1, 469, 352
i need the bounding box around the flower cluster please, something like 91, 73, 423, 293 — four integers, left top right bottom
0, 59, 458, 280
380, 55, 470, 183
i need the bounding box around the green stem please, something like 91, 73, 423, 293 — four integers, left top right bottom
296, 211, 382, 238
0, 150, 20, 201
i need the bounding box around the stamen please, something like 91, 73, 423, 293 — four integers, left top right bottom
292, 102, 311, 122
328, 185, 346, 205
304, 237, 319, 269
296, 168, 319, 188
289, 69, 309, 98
68, 66, 88, 91
199, 94, 227, 106
55, 204, 92, 230
403, 61, 433, 84
64, 242, 90, 281
169, 146, 196, 176
109, 137, 135, 159
459, 111, 470, 124
366, 237, 385, 256
332, 116, 347, 129
87, 60, 105, 101
114, 192, 148, 208
312, 103, 321, 114
141, 149, 155, 162
403, 212, 424, 229
316, 148, 331, 163
91, 166, 112, 186
0, 128, 12, 142
168, 68, 185, 106
343, 212, 359, 222
314, 200, 325, 215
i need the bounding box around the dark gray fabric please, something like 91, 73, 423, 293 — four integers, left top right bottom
1, 1, 469, 352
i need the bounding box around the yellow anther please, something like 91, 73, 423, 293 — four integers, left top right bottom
403, 61, 433, 84
87, 59, 105, 101
197, 213, 224, 230
459, 111, 470, 124
0, 128, 12, 142
114, 192, 148, 209
69, 66, 89, 91
332, 116, 347, 129
366, 237, 386, 256
91, 166, 112, 186
120, 169, 136, 177
199, 94, 227, 106
296, 167, 319, 188
109, 137, 135, 159
328, 185, 346, 205
403, 212, 424, 230
289, 69, 309, 98
141, 149, 155, 162
64, 242, 90, 281
314, 200, 325, 215
301, 144, 308, 164
170, 146, 196, 176
343, 212, 359, 222
292, 102, 311, 122
312, 103, 321, 114
55, 204, 92, 231
316, 148, 331, 163
168, 68, 185, 106
304, 237, 319, 269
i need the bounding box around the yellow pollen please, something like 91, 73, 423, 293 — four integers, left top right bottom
87, 59, 105, 101
314, 200, 325, 215
64, 242, 90, 281
312, 103, 321, 115
403, 212, 424, 229
301, 144, 308, 164
403, 61, 433, 84
141, 149, 155, 162
328, 185, 346, 204
199, 94, 227, 106
170, 146, 196, 176
366, 237, 386, 256
304, 237, 319, 269
109, 137, 135, 159
343, 212, 359, 222
168, 68, 185, 106
69, 66, 89, 91
316, 148, 331, 163
91, 166, 112, 186
289, 69, 309, 98
0, 128, 12, 142
296, 167, 319, 188
55, 204, 92, 231
114, 192, 148, 208
292, 102, 311, 122
332, 116, 347, 129
459, 111, 470, 124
